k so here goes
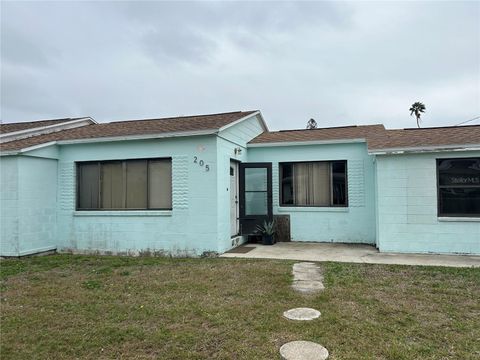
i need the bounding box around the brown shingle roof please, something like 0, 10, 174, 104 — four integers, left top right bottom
0, 111, 258, 152
249, 124, 480, 152
367, 125, 480, 151
249, 124, 385, 144
0, 118, 85, 134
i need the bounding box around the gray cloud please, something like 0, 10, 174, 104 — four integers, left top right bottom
1, 1, 479, 129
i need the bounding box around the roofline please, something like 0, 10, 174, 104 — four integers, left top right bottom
247, 138, 366, 148
369, 143, 480, 155
218, 110, 269, 132
0, 117, 96, 143
0, 128, 219, 155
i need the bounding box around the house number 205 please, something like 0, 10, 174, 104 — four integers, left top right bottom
193, 156, 210, 171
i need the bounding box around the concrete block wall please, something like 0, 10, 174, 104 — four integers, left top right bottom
375, 151, 480, 254
0, 156, 57, 256
56, 136, 220, 256
247, 142, 377, 244
0, 156, 19, 255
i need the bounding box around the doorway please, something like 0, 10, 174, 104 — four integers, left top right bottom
230, 160, 239, 237
239, 162, 273, 235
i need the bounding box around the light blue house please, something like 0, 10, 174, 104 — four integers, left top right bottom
1, 111, 479, 256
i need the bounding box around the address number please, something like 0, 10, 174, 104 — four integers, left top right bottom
194, 156, 210, 171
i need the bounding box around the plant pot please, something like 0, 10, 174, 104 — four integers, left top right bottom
262, 235, 275, 245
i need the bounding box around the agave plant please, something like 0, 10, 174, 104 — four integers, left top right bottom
256, 219, 276, 236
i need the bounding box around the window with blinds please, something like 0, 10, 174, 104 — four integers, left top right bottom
76, 158, 172, 210
280, 160, 347, 207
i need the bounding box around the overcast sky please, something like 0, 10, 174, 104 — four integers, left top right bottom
1, 1, 479, 130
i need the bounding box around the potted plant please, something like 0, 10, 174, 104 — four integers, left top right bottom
256, 219, 276, 245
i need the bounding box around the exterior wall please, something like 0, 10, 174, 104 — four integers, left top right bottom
0, 156, 19, 255
0, 155, 57, 256
216, 114, 264, 252
17, 156, 57, 254
57, 136, 220, 256
218, 114, 265, 147
376, 151, 480, 254
247, 142, 376, 244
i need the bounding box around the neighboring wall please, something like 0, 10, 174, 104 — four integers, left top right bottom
57, 136, 219, 256
247, 142, 376, 244
0, 155, 57, 256
376, 151, 480, 255
0, 156, 19, 255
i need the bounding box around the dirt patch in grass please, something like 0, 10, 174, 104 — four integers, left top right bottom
1, 255, 479, 359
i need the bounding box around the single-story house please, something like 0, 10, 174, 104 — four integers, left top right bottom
1, 110, 479, 257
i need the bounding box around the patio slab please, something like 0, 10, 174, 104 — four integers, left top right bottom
220, 242, 480, 268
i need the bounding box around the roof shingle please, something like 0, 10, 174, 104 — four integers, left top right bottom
249, 124, 480, 152
0, 111, 258, 152
0, 118, 85, 134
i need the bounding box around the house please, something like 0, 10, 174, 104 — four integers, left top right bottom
1, 111, 479, 257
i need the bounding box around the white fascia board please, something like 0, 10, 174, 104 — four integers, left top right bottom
0, 117, 96, 142
218, 111, 269, 132
369, 143, 480, 155
247, 138, 366, 148
0, 129, 218, 156
0, 141, 58, 156
56, 129, 218, 145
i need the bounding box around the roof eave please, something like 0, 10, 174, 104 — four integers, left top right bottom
247, 138, 366, 148
369, 143, 480, 155
218, 111, 268, 132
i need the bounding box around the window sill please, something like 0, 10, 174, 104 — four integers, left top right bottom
73, 210, 172, 217
438, 217, 480, 222
277, 207, 349, 213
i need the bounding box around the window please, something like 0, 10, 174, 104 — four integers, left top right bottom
280, 161, 347, 207
437, 158, 480, 217
77, 158, 172, 210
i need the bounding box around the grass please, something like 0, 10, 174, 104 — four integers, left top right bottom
0, 255, 479, 359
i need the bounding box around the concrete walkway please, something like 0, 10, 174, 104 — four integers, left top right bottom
221, 242, 480, 268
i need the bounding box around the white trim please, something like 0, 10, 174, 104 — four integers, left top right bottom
369, 144, 480, 155
57, 129, 218, 145
218, 111, 268, 132
0, 129, 219, 156
438, 217, 480, 222
0, 118, 96, 143
277, 207, 349, 213
0, 141, 58, 156
248, 138, 366, 148
1, 245, 57, 257
73, 210, 173, 217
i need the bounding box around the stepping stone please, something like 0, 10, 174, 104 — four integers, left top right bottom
291, 262, 324, 293
283, 307, 321, 321
280, 340, 329, 360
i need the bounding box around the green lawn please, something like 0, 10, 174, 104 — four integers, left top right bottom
0, 255, 479, 359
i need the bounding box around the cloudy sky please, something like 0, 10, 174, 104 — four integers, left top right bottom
1, 1, 479, 130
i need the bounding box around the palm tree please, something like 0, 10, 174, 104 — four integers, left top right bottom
409, 102, 426, 128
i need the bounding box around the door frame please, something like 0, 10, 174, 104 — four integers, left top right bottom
229, 159, 240, 237
239, 162, 273, 235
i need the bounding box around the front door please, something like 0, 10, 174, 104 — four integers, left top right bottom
239, 163, 273, 235
230, 161, 239, 237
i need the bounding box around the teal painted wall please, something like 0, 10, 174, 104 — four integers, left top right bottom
56, 136, 220, 256
0, 155, 57, 256
215, 114, 265, 252
376, 151, 480, 254
219, 114, 265, 147
1, 156, 19, 255
247, 142, 377, 244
